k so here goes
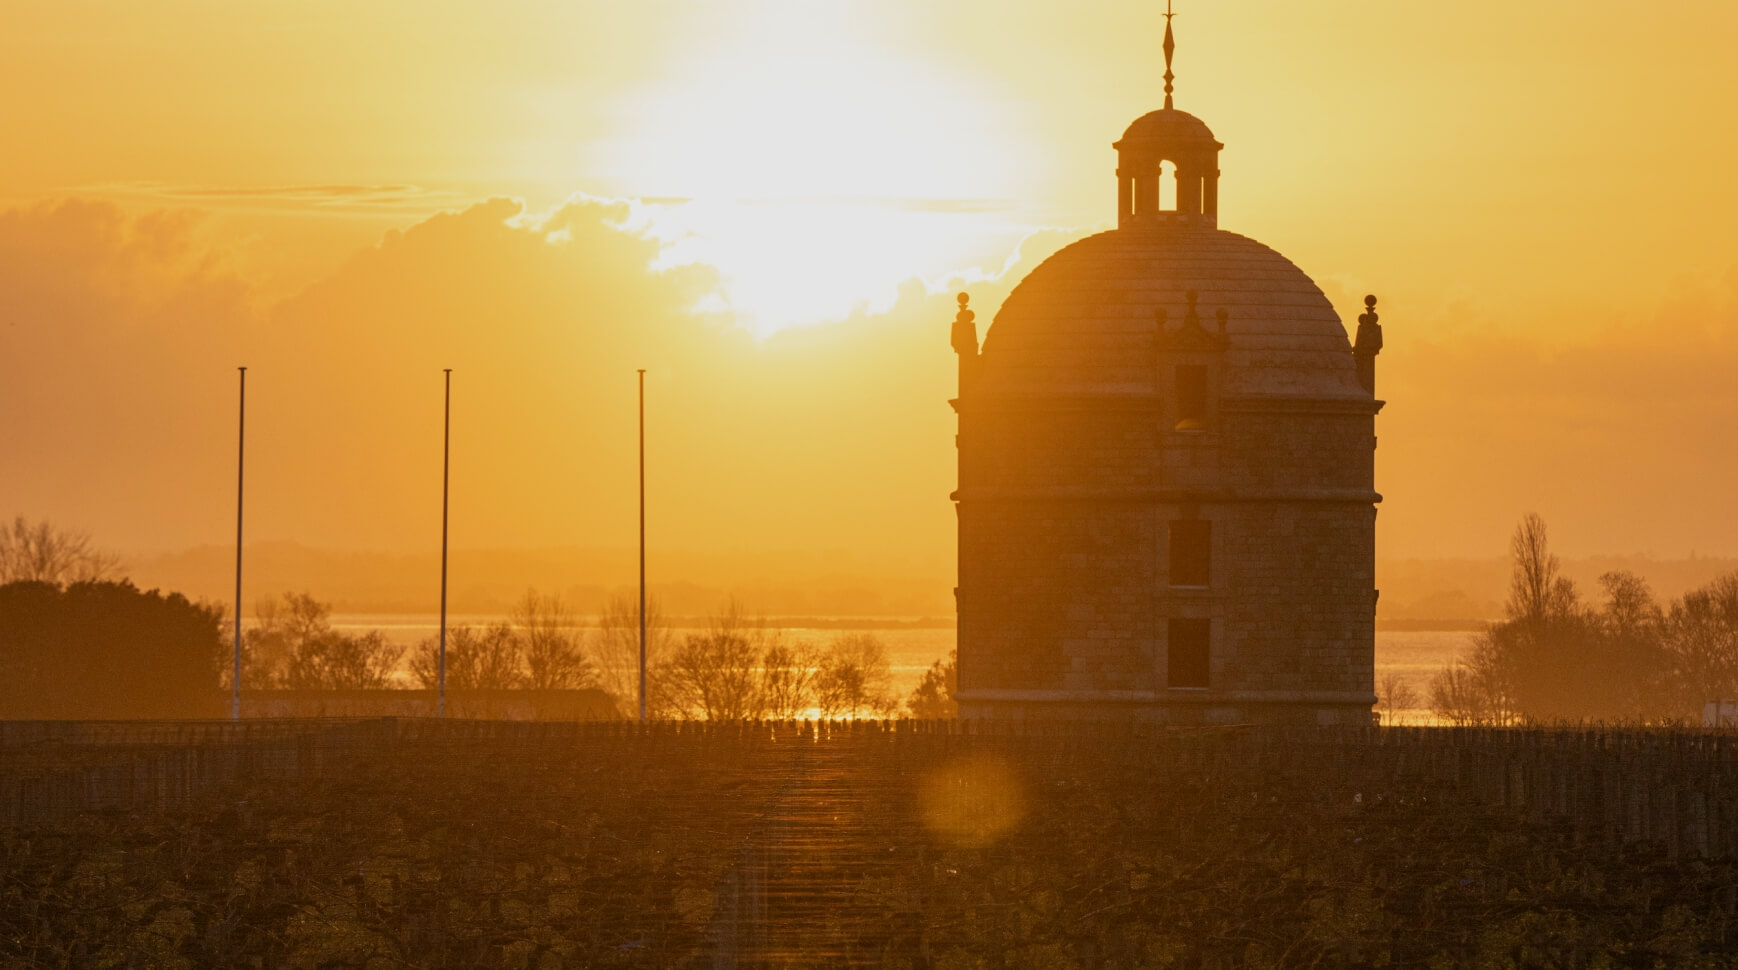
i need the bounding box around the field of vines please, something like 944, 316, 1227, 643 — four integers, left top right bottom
6, 719, 1738, 968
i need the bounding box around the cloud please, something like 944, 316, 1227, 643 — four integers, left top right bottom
1377, 282, 1738, 557
7, 192, 1737, 573
80, 182, 462, 211
241, 194, 975, 559
0, 199, 248, 322
0, 200, 256, 553
719, 196, 1019, 214
0, 194, 979, 569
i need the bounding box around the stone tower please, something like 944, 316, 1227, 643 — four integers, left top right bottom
948, 19, 1384, 724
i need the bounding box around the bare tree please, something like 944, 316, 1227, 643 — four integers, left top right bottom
0, 517, 121, 585
815, 633, 896, 719
1666, 573, 1738, 715
1429, 661, 1486, 726
594, 591, 673, 716
410, 624, 522, 690
665, 601, 765, 720
242, 592, 335, 687
1600, 571, 1665, 643
512, 589, 593, 690
1376, 671, 1418, 725
1508, 512, 1578, 634
1593, 570, 1674, 717
760, 639, 822, 720
1429, 630, 1518, 726
1491, 515, 1602, 719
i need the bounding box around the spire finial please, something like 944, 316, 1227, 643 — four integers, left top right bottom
1354, 294, 1383, 395
1162, 0, 1176, 110
951, 292, 979, 358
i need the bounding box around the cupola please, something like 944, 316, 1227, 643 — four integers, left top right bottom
1113, 6, 1222, 229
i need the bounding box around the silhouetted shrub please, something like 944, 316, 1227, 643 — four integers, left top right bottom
242, 591, 402, 689
906, 649, 958, 719
405, 590, 599, 693
0, 579, 223, 718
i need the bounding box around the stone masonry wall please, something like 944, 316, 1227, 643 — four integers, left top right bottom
956, 384, 1376, 722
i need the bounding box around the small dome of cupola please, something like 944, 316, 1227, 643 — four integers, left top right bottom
1114, 3, 1223, 229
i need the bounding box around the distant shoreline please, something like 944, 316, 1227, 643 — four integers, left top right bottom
325, 612, 1474, 633
324, 614, 960, 631
1377, 618, 1489, 632
666, 615, 956, 630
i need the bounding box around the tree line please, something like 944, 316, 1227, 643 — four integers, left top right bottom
1425, 513, 1738, 725
622, 599, 956, 720
0, 517, 221, 718
235, 589, 596, 693
1, 518, 958, 720
234, 590, 955, 719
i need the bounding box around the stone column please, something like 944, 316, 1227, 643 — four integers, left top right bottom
1178, 163, 1201, 216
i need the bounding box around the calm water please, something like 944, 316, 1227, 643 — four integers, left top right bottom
333, 614, 1473, 716
1375, 629, 1478, 723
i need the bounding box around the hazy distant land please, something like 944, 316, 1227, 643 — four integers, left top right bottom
124, 541, 1738, 626
112, 541, 1738, 724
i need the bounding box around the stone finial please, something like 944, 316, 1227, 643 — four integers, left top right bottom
1215, 307, 1228, 334
1183, 290, 1201, 328
1354, 294, 1383, 395
1355, 295, 1382, 352
950, 292, 979, 357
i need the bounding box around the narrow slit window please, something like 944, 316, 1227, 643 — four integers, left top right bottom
1167, 618, 1210, 689
1168, 519, 1211, 587
1175, 364, 1208, 430
1159, 160, 1176, 211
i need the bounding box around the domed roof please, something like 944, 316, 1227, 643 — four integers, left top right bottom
979, 227, 1361, 399
1117, 108, 1219, 146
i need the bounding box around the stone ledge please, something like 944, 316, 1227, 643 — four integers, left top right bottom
956, 390, 1377, 415
956, 688, 1378, 706
952, 486, 1382, 504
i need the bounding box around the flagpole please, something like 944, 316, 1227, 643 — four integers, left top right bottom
439, 368, 451, 719
638, 368, 647, 725
232, 366, 246, 721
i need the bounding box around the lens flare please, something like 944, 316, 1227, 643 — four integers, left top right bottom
918, 754, 1027, 848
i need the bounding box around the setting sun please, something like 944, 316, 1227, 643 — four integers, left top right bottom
590, 1, 1036, 332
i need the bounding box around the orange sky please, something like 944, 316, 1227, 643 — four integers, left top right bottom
4, 0, 1738, 589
